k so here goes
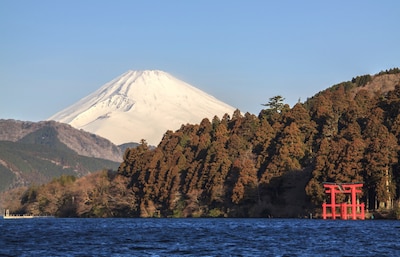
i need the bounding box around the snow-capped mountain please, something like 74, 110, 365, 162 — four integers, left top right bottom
48, 70, 236, 146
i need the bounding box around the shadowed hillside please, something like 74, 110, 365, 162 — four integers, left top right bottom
0, 140, 119, 192
0, 121, 121, 192
0, 120, 123, 162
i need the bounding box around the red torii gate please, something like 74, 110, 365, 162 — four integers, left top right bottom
322, 183, 365, 220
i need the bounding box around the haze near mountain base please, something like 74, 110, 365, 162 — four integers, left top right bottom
49, 70, 236, 146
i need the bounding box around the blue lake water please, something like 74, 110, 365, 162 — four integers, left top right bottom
1, 218, 399, 256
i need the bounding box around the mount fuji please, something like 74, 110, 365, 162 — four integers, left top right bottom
48, 70, 236, 146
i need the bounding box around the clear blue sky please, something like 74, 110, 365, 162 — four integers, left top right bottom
1, 1, 399, 121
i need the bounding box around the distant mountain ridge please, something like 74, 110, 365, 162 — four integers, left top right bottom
0, 119, 122, 162
0, 119, 123, 191
0, 119, 123, 192
0, 140, 119, 192
48, 70, 237, 146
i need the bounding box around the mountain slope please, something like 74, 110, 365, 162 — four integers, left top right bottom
0, 120, 122, 192
0, 140, 119, 192
0, 119, 122, 162
48, 70, 237, 145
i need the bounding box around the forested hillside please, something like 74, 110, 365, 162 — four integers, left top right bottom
0, 140, 119, 192
5, 69, 400, 218
0, 122, 120, 192
0, 120, 123, 162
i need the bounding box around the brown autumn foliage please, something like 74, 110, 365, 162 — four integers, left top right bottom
5, 69, 400, 218
2, 171, 137, 217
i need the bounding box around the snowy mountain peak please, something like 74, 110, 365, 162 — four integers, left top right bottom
49, 70, 236, 146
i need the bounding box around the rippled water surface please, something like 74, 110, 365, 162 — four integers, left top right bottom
1, 218, 400, 256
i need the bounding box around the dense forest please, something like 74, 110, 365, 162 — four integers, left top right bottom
4, 68, 400, 218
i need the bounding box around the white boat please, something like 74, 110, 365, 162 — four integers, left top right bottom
3, 209, 33, 219
3, 209, 53, 219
